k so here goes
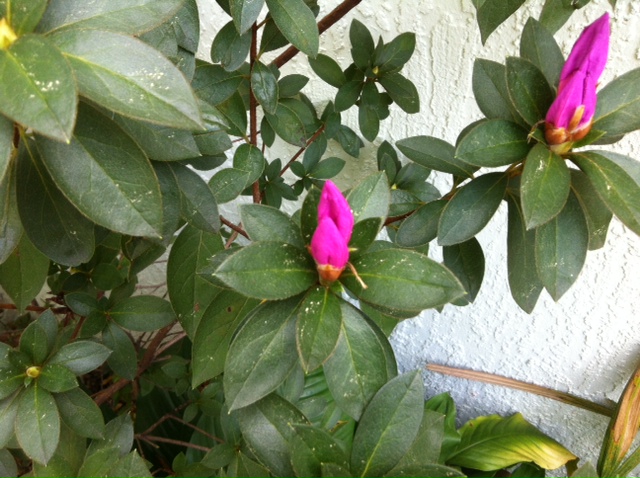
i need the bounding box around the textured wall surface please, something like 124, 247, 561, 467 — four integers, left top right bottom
196, 0, 640, 473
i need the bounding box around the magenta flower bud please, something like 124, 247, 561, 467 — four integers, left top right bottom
545, 13, 610, 153
310, 181, 354, 283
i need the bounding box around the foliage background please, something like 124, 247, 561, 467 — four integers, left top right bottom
187, 0, 640, 472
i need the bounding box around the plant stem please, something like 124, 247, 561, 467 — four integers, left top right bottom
427, 363, 615, 417
220, 215, 249, 239
272, 0, 364, 68
279, 125, 326, 177
249, 22, 262, 204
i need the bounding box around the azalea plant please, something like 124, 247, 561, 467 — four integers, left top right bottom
1, 0, 640, 477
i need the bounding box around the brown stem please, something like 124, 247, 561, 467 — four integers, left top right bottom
249, 22, 262, 204
138, 435, 211, 453
384, 210, 414, 226
427, 363, 615, 417
279, 125, 326, 177
220, 215, 249, 239
272, 0, 364, 68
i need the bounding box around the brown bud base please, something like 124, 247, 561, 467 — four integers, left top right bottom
317, 264, 345, 284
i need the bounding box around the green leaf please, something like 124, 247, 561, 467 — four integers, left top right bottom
396, 200, 446, 248
593, 68, 640, 140
224, 297, 301, 411
438, 172, 507, 246
388, 409, 447, 472
296, 287, 342, 373
472, 59, 518, 122
0, 158, 22, 265
102, 322, 137, 380
347, 172, 390, 223
309, 54, 346, 88
0, 392, 20, 448
49, 341, 111, 375
233, 143, 266, 186
291, 425, 349, 477
350, 19, 375, 70
2, 0, 47, 35
31, 422, 86, 478
505, 57, 554, 126
342, 248, 465, 312
374, 32, 416, 74
334, 124, 364, 157
210, 20, 251, 72
192, 63, 245, 105
237, 393, 308, 476
443, 238, 485, 306
230, 0, 265, 33
0, 448, 16, 478
109, 451, 151, 477
265, 0, 319, 58
19, 320, 50, 365
51, 29, 202, 130
38, 0, 184, 35
37, 104, 164, 238
0, 233, 49, 312
191, 290, 258, 387
214, 242, 316, 300
209, 167, 249, 204
251, 61, 279, 114
167, 162, 220, 233
521, 144, 570, 229
279, 74, 309, 97
351, 371, 424, 477
109, 296, 175, 332
54, 388, 105, 439
0, 368, 23, 403
570, 170, 612, 251
456, 119, 530, 167
506, 194, 543, 313
448, 413, 576, 471
240, 204, 304, 248
266, 97, 317, 147
38, 364, 77, 394
474, 0, 527, 44
535, 192, 588, 301
324, 301, 397, 420
571, 151, 640, 236
335, 79, 364, 112
539, 0, 580, 34
378, 72, 420, 114
520, 18, 564, 88
397, 136, 476, 178
167, 225, 225, 337
16, 384, 60, 465
0, 35, 76, 142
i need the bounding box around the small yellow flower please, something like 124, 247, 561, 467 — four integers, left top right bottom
0, 18, 17, 50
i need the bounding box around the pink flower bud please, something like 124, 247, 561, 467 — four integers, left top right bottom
310, 181, 354, 283
545, 13, 610, 153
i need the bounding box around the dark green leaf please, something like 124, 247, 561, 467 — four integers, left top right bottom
350, 19, 375, 70
38, 364, 77, 393
102, 322, 137, 380
335, 79, 364, 112
594, 68, 640, 140
202, 443, 236, 469
521, 143, 571, 230
16, 384, 60, 465
214, 242, 316, 300
448, 413, 576, 471
535, 192, 588, 301
291, 424, 349, 476
397, 136, 476, 178
396, 200, 447, 248
39, 0, 184, 35
570, 170, 612, 250
51, 29, 202, 130
167, 225, 224, 337
167, 162, 221, 233
0, 369, 23, 402
443, 238, 485, 306
0, 234, 49, 312
191, 290, 258, 387
0, 157, 22, 265
309, 157, 345, 180
350, 217, 384, 258
0, 35, 76, 142
31, 422, 86, 478
438, 172, 507, 246
474, 0, 527, 44
54, 388, 105, 439
506, 194, 543, 313
19, 320, 49, 365
237, 393, 308, 476
309, 54, 346, 88
334, 124, 364, 157
324, 301, 397, 420
224, 297, 301, 410
192, 63, 245, 105
278, 74, 309, 97
378, 72, 420, 114
266, 97, 316, 147
240, 204, 304, 247
347, 172, 390, 223
351, 371, 424, 477
209, 167, 249, 204
251, 61, 279, 114
571, 151, 640, 236
342, 248, 465, 311
0, 392, 20, 448
472, 59, 518, 122
2, 0, 47, 35
374, 32, 415, 74
520, 18, 564, 87
210, 20, 251, 71
506, 57, 554, 126
233, 143, 265, 186
455, 119, 530, 167
388, 409, 446, 472
230, 0, 265, 34
109, 296, 175, 332
539, 0, 580, 34
265, 0, 319, 58
109, 451, 151, 477
49, 341, 111, 375
0, 448, 16, 478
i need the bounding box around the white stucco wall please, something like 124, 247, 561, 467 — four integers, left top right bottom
196, 0, 640, 473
